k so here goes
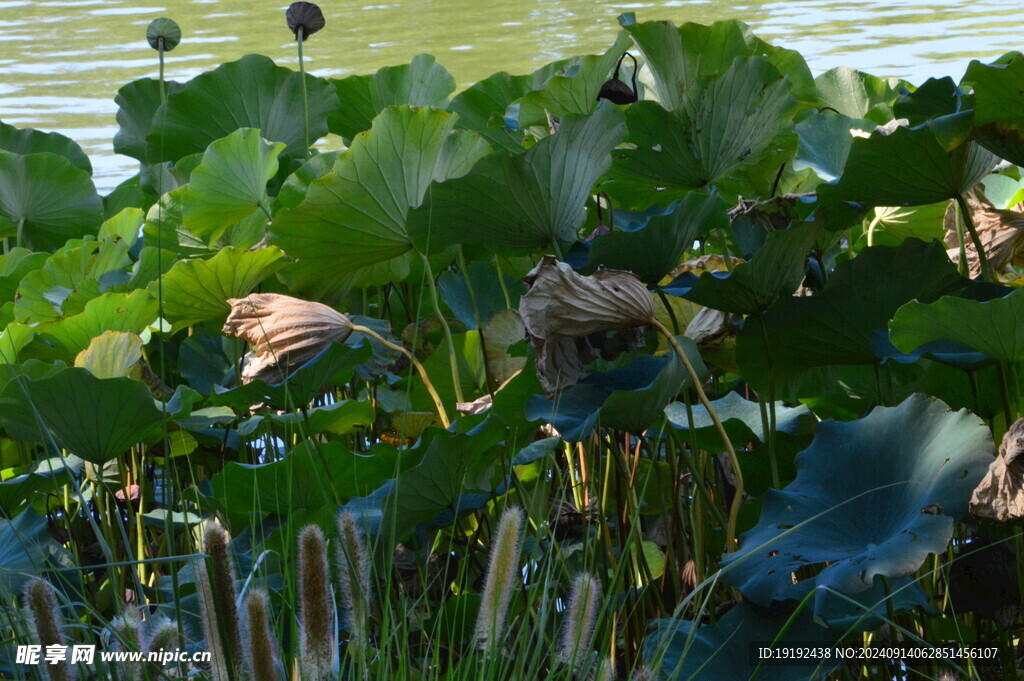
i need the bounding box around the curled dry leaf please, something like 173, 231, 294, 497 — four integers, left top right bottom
223, 293, 353, 385
684, 307, 740, 373
519, 256, 654, 391
970, 417, 1024, 523
944, 189, 1024, 278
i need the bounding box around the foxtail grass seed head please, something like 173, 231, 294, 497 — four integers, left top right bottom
145, 617, 181, 654
594, 657, 615, 681
556, 573, 601, 666
197, 562, 229, 681
203, 523, 243, 670
110, 609, 143, 681
298, 524, 335, 679
473, 506, 525, 653
24, 578, 71, 681
244, 588, 279, 681
146, 17, 181, 51
286, 2, 325, 40
336, 511, 373, 646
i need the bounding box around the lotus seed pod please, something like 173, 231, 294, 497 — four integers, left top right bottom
473, 506, 525, 654
336, 511, 373, 648
223, 293, 354, 385
202, 523, 243, 671
597, 52, 639, 105
286, 2, 325, 40
298, 524, 334, 679
244, 589, 279, 681
24, 579, 71, 681
556, 573, 601, 666
146, 18, 181, 51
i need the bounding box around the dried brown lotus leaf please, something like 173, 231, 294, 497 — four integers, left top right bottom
223, 293, 353, 384
944, 190, 1024, 278
970, 417, 1024, 523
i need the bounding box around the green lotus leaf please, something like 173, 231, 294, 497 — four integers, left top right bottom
438, 261, 519, 330
820, 112, 998, 210
112, 78, 184, 163
665, 391, 813, 447
0, 248, 49, 304
328, 54, 456, 141
153, 245, 286, 331
720, 394, 993, 612
0, 323, 33, 366
963, 53, 1024, 133
97, 207, 145, 248
268, 399, 375, 436
0, 457, 80, 516
271, 106, 490, 292
607, 57, 796, 209
0, 121, 91, 173
0, 510, 64, 599
510, 32, 630, 129
792, 112, 874, 183
181, 128, 285, 244
408, 104, 625, 252
73, 330, 143, 379
146, 55, 339, 163
736, 239, 962, 393
684, 222, 821, 315
890, 287, 1024, 362
893, 76, 960, 124
0, 151, 104, 251
814, 66, 897, 121
584, 192, 728, 286
40, 290, 159, 359
274, 151, 339, 211
0, 367, 165, 463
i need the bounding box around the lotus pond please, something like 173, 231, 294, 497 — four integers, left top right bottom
4, 6, 1024, 681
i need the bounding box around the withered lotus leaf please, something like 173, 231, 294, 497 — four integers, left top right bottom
970, 417, 1024, 523
286, 2, 325, 40
944, 190, 1024, 278
519, 256, 654, 391
223, 293, 353, 385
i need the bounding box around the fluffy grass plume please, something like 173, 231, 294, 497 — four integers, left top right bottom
196, 561, 228, 681
244, 588, 279, 681
473, 506, 525, 654
24, 578, 71, 681
336, 510, 373, 647
202, 523, 244, 670
556, 573, 601, 666
298, 524, 335, 679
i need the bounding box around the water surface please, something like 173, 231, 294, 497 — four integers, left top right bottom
1, 0, 1021, 190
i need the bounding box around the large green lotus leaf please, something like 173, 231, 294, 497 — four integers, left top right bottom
720, 394, 993, 612
736, 239, 962, 392
153, 246, 286, 331
0, 510, 64, 599
511, 32, 630, 129
0, 152, 103, 251
792, 112, 874, 183
408, 104, 625, 252
328, 54, 456, 141
685, 222, 820, 315
14, 237, 132, 324
273, 151, 339, 212
815, 66, 897, 120
664, 391, 813, 449
525, 348, 701, 442
211, 440, 400, 514
73, 330, 143, 379
820, 112, 998, 209
607, 57, 796, 209
645, 603, 840, 681
890, 287, 1024, 362
40, 290, 158, 359
0, 121, 91, 173
0, 367, 165, 463
98, 207, 145, 248
146, 55, 339, 163
143, 185, 261, 256
448, 61, 569, 153
271, 106, 490, 291
893, 76, 960, 124
583, 192, 728, 285
113, 78, 184, 162
0, 248, 49, 304
267, 400, 375, 436
0, 323, 33, 365
181, 128, 284, 244
437, 261, 520, 330
963, 54, 1024, 133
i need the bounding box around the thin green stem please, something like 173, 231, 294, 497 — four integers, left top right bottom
420, 253, 465, 403
956, 193, 992, 282
297, 27, 310, 159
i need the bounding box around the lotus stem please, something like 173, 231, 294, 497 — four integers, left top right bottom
24, 579, 71, 681
298, 524, 335, 680
474, 506, 525, 655
556, 573, 601, 667
956, 193, 992, 282
336, 511, 373, 651
202, 523, 244, 671
650, 318, 743, 552
244, 588, 279, 681
419, 253, 465, 403
297, 26, 311, 159
350, 323, 451, 427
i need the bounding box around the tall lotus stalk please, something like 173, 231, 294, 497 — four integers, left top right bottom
473, 506, 525, 655
146, 18, 180, 103
556, 573, 601, 667
24, 579, 71, 681
110, 608, 144, 681
286, 2, 324, 158
244, 588, 279, 681
298, 524, 335, 680
196, 562, 228, 681
203, 523, 244, 671
336, 511, 373, 649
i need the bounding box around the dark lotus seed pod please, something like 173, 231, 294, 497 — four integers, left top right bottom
146, 18, 181, 52
597, 52, 638, 105
286, 2, 325, 40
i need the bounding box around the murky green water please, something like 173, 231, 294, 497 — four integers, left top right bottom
1, 0, 1022, 190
